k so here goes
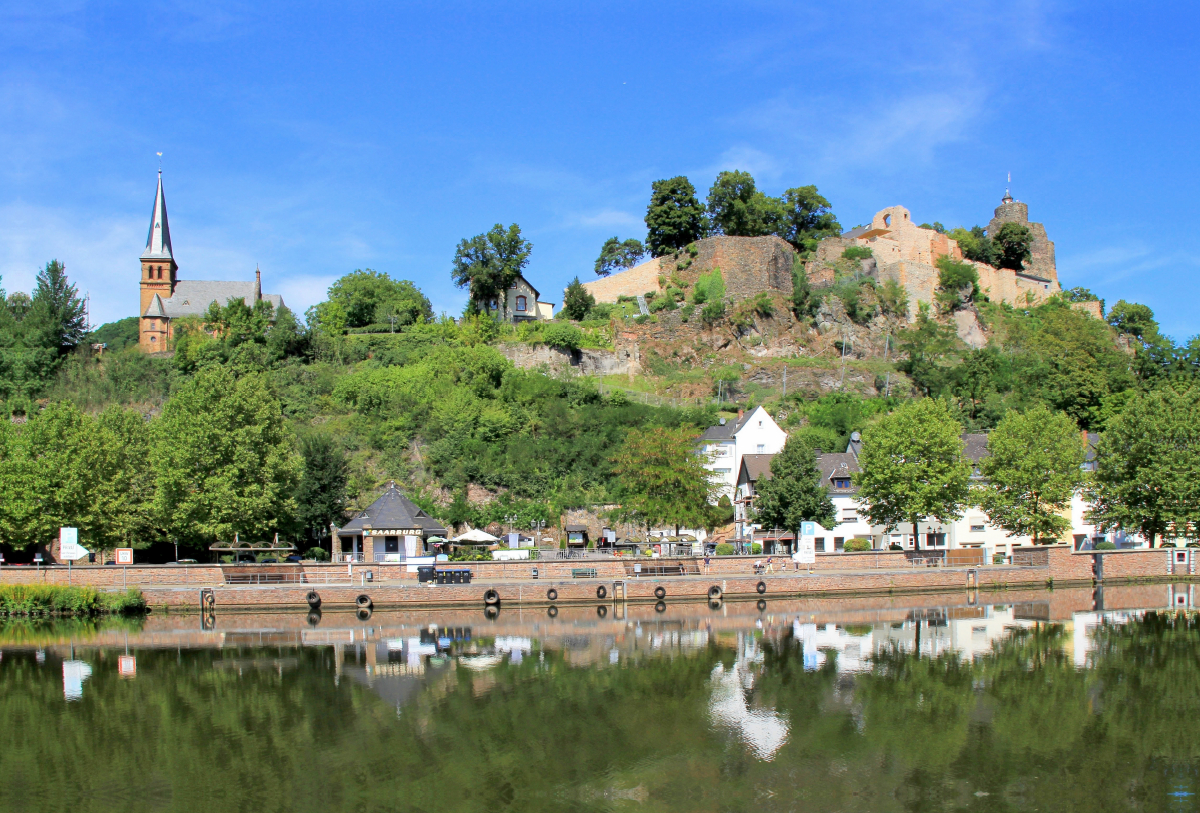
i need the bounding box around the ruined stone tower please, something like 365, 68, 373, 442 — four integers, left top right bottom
987, 191, 1058, 286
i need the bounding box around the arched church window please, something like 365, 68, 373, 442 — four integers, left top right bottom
157, 267, 163, 279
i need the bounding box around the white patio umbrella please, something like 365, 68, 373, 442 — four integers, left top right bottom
453, 528, 500, 544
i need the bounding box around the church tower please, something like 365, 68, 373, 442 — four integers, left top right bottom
139, 170, 178, 352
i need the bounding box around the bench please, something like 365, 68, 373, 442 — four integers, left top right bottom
571, 568, 598, 579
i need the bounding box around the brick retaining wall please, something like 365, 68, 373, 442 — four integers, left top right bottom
4, 546, 1180, 610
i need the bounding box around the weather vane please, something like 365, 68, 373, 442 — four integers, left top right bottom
157, 151, 163, 172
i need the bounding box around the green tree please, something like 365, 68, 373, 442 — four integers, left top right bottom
896, 302, 957, 397
706, 170, 778, 237
776, 185, 841, 255
153, 367, 302, 547
855, 398, 972, 550
752, 436, 835, 533
791, 254, 817, 319
1106, 299, 1158, 340
451, 224, 532, 319
294, 433, 348, 549
978, 406, 1085, 543
28, 260, 88, 359
90, 406, 157, 554
645, 176, 707, 256
324, 269, 432, 329
1022, 304, 1133, 429
594, 237, 646, 277
1088, 384, 1200, 546
934, 255, 979, 313
609, 426, 714, 534
950, 349, 998, 421
946, 226, 996, 266
561, 277, 595, 321
0, 402, 100, 551
992, 221, 1033, 271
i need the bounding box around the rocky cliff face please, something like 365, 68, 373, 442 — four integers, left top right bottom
498, 343, 640, 376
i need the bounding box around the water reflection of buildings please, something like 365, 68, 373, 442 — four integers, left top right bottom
2, 591, 1186, 708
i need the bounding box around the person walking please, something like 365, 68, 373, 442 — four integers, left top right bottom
703, 553, 711, 575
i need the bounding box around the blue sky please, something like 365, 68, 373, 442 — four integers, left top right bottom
2, 1, 1198, 338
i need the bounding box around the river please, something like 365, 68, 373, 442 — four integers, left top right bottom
2, 588, 1197, 812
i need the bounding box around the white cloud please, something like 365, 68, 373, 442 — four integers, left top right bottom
571, 209, 643, 229
0, 201, 142, 326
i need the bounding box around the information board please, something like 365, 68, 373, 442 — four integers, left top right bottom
59, 527, 89, 561
115, 548, 134, 565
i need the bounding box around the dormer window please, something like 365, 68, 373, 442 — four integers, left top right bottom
833, 477, 851, 488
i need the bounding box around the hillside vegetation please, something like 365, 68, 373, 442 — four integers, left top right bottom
2, 172, 1196, 558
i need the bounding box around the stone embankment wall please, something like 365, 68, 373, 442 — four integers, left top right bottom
3, 546, 1183, 612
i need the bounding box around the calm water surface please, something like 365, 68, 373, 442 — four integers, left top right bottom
3, 592, 1199, 812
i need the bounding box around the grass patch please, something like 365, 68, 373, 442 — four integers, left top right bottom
0, 585, 147, 616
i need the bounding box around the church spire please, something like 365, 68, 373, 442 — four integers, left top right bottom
141, 170, 174, 261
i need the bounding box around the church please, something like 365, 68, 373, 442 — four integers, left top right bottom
138, 171, 285, 352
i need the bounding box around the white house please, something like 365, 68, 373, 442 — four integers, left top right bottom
699, 407, 787, 501
498, 274, 556, 322
733, 446, 872, 553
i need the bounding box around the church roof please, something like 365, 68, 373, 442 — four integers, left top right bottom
142, 294, 168, 318
156, 280, 285, 318
140, 170, 174, 261
338, 481, 447, 537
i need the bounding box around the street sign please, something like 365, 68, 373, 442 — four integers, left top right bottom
59, 528, 89, 561
797, 521, 826, 565
115, 548, 134, 565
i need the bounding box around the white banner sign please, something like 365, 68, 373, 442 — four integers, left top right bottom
59, 527, 89, 561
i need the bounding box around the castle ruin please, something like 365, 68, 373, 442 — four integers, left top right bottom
578, 192, 1064, 321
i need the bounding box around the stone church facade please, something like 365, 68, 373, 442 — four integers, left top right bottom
138, 171, 285, 352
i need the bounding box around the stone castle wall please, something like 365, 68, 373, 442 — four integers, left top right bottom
580, 256, 663, 302
582, 235, 796, 305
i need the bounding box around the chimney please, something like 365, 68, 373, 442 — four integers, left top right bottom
814, 448, 823, 456
254, 265, 262, 302
737, 409, 744, 422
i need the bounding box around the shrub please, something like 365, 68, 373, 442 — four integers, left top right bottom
843, 538, 872, 552
1094, 541, 1117, 550
751, 543, 763, 555
842, 246, 873, 261
692, 268, 726, 305
752, 293, 775, 318
700, 300, 726, 325
101, 589, 148, 614
889, 543, 903, 551
648, 296, 675, 313
305, 546, 330, 561
714, 543, 736, 555
542, 322, 583, 350
679, 304, 695, 322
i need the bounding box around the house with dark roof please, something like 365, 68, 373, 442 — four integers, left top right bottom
699, 406, 787, 501
332, 481, 448, 563
138, 171, 286, 352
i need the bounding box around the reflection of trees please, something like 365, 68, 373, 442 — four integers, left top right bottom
3, 615, 1200, 812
